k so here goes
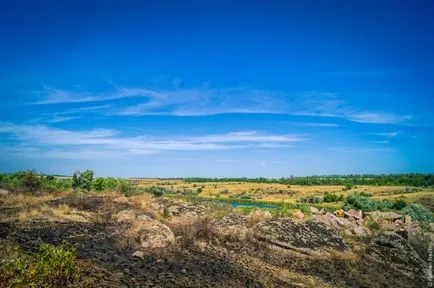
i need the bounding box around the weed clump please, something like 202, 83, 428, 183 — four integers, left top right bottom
0, 241, 81, 288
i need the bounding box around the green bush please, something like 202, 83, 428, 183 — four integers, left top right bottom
344, 183, 353, 190
402, 203, 433, 224
323, 192, 344, 203
21, 170, 42, 193
79, 170, 93, 191
344, 195, 408, 212
92, 177, 105, 191
0, 241, 81, 287
72, 170, 94, 192
117, 180, 134, 197
103, 177, 118, 190
143, 186, 171, 197
390, 199, 407, 210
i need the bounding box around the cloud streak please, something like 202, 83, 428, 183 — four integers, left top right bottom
31, 85, 413, 125
0, 122, 306, 159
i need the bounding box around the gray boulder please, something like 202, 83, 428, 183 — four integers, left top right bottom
253, 218, 347, 254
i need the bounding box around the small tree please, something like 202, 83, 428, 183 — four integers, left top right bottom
79, 170, 93, 191
72, 171, 81, 190
21, 170, 42, 193
71, 170, 93, 191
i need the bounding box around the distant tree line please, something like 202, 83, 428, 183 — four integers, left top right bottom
185, 174, 434, 187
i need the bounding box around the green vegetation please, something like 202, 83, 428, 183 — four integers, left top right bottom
402, 203, 434, 225
0, 241, 81, 288
0, 171, 72, 194
365, 216, 380, 231
143, 186, 172, 197
300, 192, 344, 204
323, 192, 345, 202
344, 194, 410, 212
186, 173, 434, 187
72, 170, 94, 191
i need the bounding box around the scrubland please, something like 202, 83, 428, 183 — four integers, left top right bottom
0, 171, 432, 287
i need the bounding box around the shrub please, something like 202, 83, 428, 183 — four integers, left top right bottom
0, 241, 81, 287
104, 177, 118, 190
344, 183, 353, 190
345, 195, 408, 212
197, 187, 203, 193
402, 203, 433, 224
79, 170, 93, 191
92, 177, 105, 191
117, 180, 134, 197
21, 170, 42, 193
72, 170, 94, 191
72, 171, 81, 189
390, 199, 407, 210
323, 192, 344, 203
344, 195, 381, 211
144, 186, 170, 197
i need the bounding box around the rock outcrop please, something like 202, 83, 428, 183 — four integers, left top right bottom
116, 210, 175, 249
253, 218, 347, 254
212, 214, 249, 241
136, 215, 175, 249
365, 232, 428, 278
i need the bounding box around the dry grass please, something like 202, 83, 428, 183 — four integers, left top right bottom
14, 204, 91, 223
132, 179, 433, 207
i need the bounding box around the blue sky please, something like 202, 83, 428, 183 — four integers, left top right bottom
1, 0, 433, 177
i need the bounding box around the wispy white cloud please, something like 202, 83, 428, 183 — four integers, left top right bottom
369, 131, 401, 138
348, 113, 412, 124
0, 122, 305, 159
32, 86, 160, 104
30, 85, 413, 125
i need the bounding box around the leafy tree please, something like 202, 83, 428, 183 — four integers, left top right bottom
71, 170, 93, 191
79, 170, 93, 191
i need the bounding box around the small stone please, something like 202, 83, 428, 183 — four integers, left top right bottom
292, 211, 305, 219
132, 251, 145, 258
344, 209, 362, 219
309, 206, 319, 213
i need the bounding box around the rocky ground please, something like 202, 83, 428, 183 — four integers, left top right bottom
0, 193, 432, 287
